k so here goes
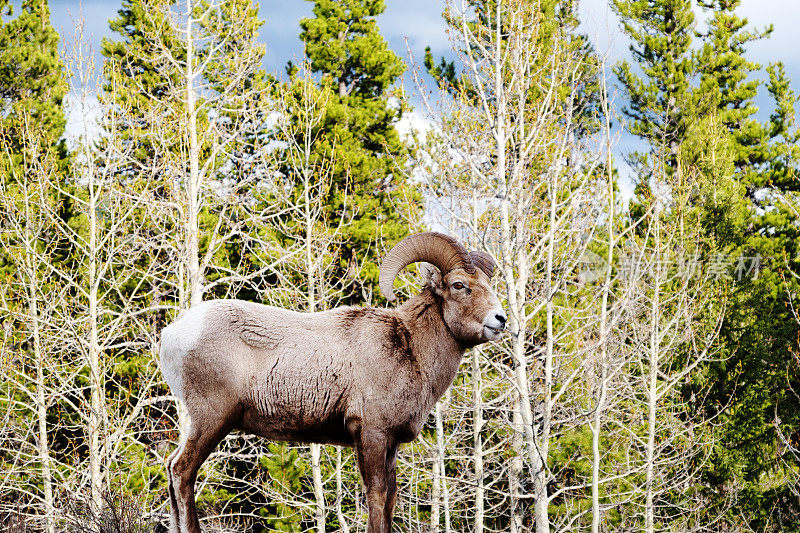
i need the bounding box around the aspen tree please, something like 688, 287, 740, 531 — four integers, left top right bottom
0, 2, 68, 526
0, 118, 61, 533
414, 1, 604, 530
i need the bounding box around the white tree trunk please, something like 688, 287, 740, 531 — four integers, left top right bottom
645, 225, 662, 533
533, 179, 558, 533
87, 150, 104, 517
472, 347, 485, 533
308, 246, 326, 533
435, 401, 451, 533
24, 235, 54, 533
185, 0, 203, 310
12, 141, 57, 533
431, 443, 440, 533
34, 322, 54, 533
310, 443, 325, 533
174, 0, 202, 440
301, 101, 327, 533
495, 61, 538, 533
509, 397, 524, 533
592, 72, 616, 533
335, 447, 350, 533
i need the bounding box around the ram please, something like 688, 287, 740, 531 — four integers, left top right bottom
159, 232, 507, 533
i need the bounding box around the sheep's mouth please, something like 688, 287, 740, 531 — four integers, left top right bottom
484, 325, 504, 337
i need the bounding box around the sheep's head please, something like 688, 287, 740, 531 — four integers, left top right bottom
379, 232, 507, 345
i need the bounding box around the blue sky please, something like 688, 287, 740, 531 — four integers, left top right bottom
48, 0, 800, 192
52, 0, 799, 95
48, 0, 451, 88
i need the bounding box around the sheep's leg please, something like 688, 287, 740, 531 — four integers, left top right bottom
383, 443, 399, 531
168, 417, 231, 533
356, 429, 392, 533
167, 439, 188, 533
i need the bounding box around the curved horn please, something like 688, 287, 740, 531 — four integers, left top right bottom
379, 232, 474, 302
469, 251, 495, 278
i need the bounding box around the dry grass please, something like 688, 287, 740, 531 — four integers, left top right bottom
60, 490, 158, 533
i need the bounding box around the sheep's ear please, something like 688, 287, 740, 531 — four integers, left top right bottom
420, 262, 444, 296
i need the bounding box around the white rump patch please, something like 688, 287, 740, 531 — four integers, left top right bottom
160, 304, 208, 401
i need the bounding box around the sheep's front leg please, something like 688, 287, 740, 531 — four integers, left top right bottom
356, 429, 394, 533
383, 443, 399, 531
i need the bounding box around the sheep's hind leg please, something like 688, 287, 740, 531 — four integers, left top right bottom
167, 439, 188, 533
168, 414, 232, 533
356, 429, 394, 533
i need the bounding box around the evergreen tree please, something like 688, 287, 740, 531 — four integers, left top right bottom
0, 0, 69, 389
102, 0, 267, 190
0, 0, 68, 280
424, 0, 599, 136
615, 0, 800, 528
708, 60, 800, 529
101, 0, 181, 177
696, 0, 770, 183
296, 0, 420, 303
102, 0, 270, 306
694, 4, 800, 527
613, 0, 695, 179
0, 0, 67, 149
688, 0, 768, 243
259, 443, 312, 531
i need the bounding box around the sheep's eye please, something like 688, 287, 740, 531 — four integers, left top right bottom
452, 282, 465, 290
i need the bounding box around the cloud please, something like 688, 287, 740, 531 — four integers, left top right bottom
396, 109, 434, 142
64, 91, 103, 150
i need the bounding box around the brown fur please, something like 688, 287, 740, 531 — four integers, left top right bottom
160, 265, 504, 533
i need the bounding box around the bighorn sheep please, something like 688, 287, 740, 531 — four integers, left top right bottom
159, 232, 506, 533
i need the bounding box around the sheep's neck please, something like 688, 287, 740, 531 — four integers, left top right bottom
399, 289, 465, 403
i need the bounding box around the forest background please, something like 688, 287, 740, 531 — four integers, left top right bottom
2, 0, 800, 532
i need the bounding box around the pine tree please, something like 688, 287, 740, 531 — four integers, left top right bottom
0, 0, 67, 168
297, 0, 420, 304
692, 4, 800, 527
696, 0, 770, 181
259, 443, 312, 531
102, 0, 272, 305
101, 0, 181, 176
613, 0, 695, 180
0, 0, 67, 150
615, 0, 800, 528
0, 0, 68, 283
709, 60, 800, 529
424, 0, 599, 136
689, 0, 768, 245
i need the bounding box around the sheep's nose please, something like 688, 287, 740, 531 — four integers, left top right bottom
495, 314, 507, 328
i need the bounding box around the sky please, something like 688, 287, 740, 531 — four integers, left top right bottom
48, 0, 800, 98
46, 0, 800, 193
